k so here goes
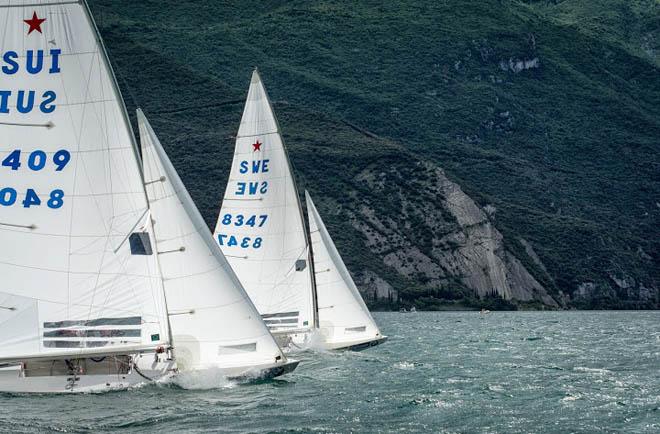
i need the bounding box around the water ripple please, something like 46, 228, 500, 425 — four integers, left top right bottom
0, 311, 658, 433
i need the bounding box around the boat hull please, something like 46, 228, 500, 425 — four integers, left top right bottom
0, 352, 176, 394
171, 359, 300, 388
275, 328, 388, 352
226, 359, 300, 381
324, 335, 389, 351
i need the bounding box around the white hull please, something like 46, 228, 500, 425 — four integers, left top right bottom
274, 328, 387, 352
0, 351, 175, 394
223, 359, 300, 381
323, 335, 388, 351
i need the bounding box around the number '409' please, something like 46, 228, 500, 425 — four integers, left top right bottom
0, 187, 64, 209
2, 149, 71, 171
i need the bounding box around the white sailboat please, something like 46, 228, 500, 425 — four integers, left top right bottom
214, 70, 318, 348
0, 0, 174, 392
305, 192, 387, 350
138, 110, 298, 378
214, 70, 386, 351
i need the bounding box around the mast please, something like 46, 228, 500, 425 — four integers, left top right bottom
257, 69, 320, 329
303, 197, 320, 329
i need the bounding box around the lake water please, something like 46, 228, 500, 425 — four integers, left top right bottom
1, 311, 658, 433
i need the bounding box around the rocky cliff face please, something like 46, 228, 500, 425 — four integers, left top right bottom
346, 160, 559, 307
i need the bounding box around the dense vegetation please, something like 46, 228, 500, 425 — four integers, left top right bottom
90, 0, 659, 309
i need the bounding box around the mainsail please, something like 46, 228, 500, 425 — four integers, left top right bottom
305, 192, 383, 348
138, 111, 286, 370
214, 70, 317, 334
0, 1, 169, 362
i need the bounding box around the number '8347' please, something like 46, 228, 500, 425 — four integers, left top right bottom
0, 187, 64, 209
220, 213, 268, 227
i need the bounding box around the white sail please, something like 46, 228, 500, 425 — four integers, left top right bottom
138, 110, 287, 371
0, 1, 169, 362
305, 191, 384, 349
214, 70, 316, 334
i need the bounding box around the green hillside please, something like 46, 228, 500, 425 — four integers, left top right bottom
89, 0, 659, 309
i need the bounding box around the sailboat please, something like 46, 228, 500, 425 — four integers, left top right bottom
138, 110, 298, 378
0, 0, 174, 392
214, 70, 386, 351
305, 192, 387, 350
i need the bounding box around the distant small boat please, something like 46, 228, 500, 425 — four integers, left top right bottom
480, 309, 491, 315
399, 307, 416, 313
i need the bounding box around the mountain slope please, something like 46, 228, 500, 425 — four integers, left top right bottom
89, 0, 659, 309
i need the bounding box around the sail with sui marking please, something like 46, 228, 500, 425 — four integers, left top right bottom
0, 0, 169, 362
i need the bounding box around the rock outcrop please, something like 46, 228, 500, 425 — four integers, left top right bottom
350, 160, 558, 307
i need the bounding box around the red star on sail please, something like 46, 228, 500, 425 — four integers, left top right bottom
252, 140, 263, 152
24, 12, 46, 35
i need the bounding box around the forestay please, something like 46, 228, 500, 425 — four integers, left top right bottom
138, 111, 285, 370
305, 192, 382, 346
214, 70, 316, 333
0, 0, 169, 362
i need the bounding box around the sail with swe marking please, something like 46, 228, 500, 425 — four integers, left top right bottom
305, 192, 383, 348
214, 70, 316, 333
0, 0, 169, 362
138, 111, 286, 371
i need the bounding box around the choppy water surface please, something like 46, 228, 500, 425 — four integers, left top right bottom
1, 311, 658, 433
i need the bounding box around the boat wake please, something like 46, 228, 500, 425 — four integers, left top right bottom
286, 330, 331, 354
165, 368, 237, 390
